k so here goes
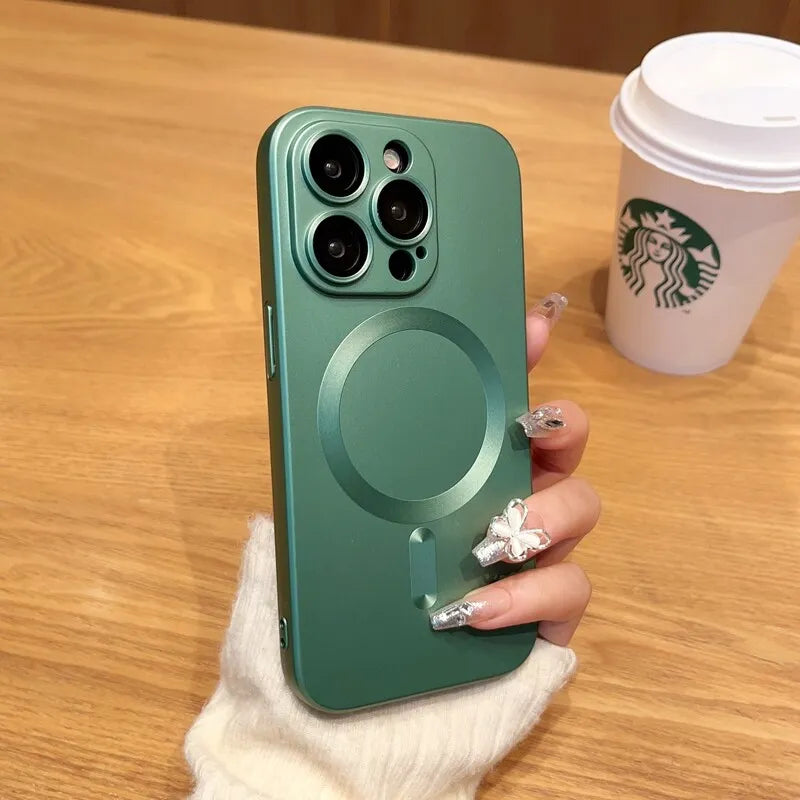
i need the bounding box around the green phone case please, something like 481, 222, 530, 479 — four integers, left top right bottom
257, 107, 536, 712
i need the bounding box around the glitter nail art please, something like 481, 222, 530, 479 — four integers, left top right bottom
516, 406, 566, 438
532, 292, 568, 327
429, 599, 489, 631
472, 499, 552, 567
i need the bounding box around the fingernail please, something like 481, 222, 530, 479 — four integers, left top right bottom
430, 586, 511, 631
532, 292, 568, 328
472, 537, 508, 567
472, 498, 551, 567
516, 406, 566, 439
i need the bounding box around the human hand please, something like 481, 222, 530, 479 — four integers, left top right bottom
184, 293, 598, 800
185, 516, 576, 800
430, 293, 600, 645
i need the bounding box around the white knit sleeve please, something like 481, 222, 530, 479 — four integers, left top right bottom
185, 516, 577, 800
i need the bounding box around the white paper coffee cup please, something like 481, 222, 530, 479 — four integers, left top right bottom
607, 32, 800, 375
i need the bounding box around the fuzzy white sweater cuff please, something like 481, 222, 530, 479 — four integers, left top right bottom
185, 515, 577, 800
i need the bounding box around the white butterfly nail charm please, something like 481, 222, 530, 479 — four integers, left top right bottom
486, 499, 551, 562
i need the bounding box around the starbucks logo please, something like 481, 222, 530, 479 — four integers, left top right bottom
617, 198, 720, 308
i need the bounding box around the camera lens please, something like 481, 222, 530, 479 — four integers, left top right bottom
323, 160, 342, 179
312, 215, 368, 279
377, 180, 428, 241
309, 134, 364, 197
327, 239, 345, 258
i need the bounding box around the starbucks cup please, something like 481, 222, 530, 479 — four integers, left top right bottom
607, 32, 800, 375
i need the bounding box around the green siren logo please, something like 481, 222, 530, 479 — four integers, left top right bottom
617, 198, 720, 308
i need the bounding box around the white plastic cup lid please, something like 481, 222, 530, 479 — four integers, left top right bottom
611, 32, 800, 192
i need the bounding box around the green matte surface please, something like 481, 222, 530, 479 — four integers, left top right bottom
257, 107, 536, 711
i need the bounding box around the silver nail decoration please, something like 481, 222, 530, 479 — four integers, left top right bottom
430, 599, 488, 631
472, 499, 551, 567
516, 406, 566, 438
532, 292, 568, 326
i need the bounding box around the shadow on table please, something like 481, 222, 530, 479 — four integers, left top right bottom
480, 692, 574, 795
165, 412, 269, 789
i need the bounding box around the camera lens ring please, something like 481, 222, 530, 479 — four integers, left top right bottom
305, 132, 367, 201
372, 177, 432, 246
308, 212, 371, 283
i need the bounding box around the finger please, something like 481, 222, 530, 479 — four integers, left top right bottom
526, 311, 550, 371
529, 400, 590, 491
526, 292, 567, 371
468, 562, 592, 645
527, 476, 600, 563
473, 477, 600, 567
535, 535, 588, 569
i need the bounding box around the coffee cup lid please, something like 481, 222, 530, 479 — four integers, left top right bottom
611, 32, 800, 192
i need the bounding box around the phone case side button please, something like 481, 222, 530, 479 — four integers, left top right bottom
266, 303, 278, 380
409, 527, 437, 609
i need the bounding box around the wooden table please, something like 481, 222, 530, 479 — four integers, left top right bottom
1, 2, 798, 798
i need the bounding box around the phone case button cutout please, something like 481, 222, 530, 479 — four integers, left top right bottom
266, 303, 278, 380
409, 527, 437, 609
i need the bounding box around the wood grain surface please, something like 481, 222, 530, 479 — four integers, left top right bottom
1, 2, 798, 798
